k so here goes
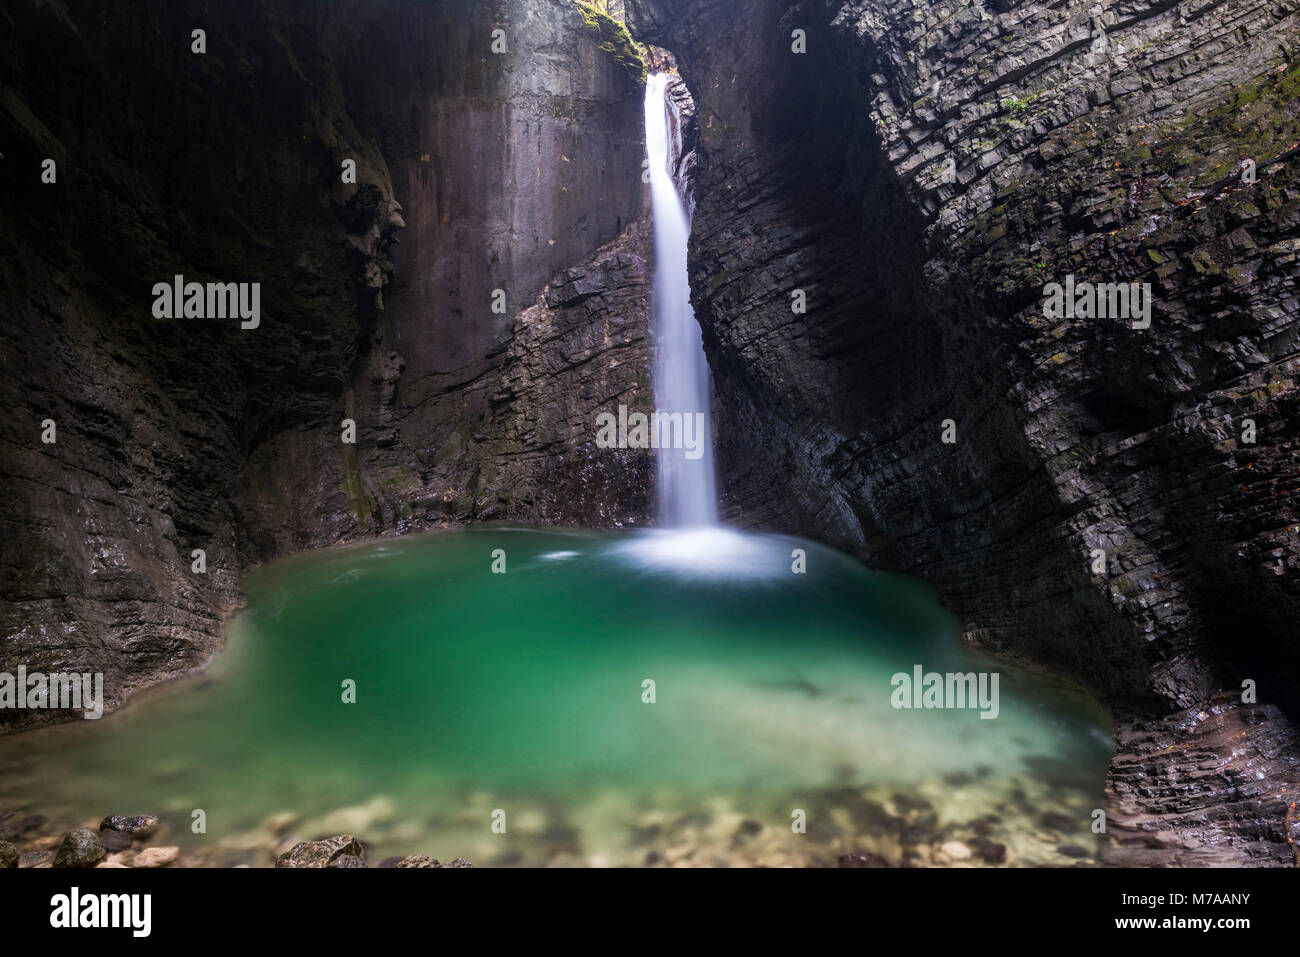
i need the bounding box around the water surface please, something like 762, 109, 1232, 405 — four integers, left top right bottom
0, 526, 1112, 866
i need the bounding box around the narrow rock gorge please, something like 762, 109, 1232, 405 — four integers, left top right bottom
1, 0, 1297, 873
626, 0, 1300, 863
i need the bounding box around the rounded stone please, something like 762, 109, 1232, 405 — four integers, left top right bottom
133, 845, 180, 868
53, 829, 106, 868
938, 840, 973, 861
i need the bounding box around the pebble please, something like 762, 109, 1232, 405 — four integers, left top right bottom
133, 846, 180, 868
939, 840, 973, 861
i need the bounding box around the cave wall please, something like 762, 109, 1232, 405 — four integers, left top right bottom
627, 0, 1299, 863
292, 0, 653, 533
0, 0, 652, 730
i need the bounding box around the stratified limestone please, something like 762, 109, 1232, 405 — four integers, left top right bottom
626, 0, 1300, 864
1103, 698, 1299, 865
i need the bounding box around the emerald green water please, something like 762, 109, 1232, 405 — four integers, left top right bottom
0, 526, 1112, 866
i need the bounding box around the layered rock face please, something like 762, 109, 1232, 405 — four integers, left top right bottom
278, 0, 653, 537
0, 0, 651, 729
627, 0, 1299, 863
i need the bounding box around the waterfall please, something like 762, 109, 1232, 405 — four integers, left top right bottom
644, 73, 718, 528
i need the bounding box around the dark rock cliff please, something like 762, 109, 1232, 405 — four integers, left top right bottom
3, 0, 1297, 867
0, 0, 652, 729
627, 0, 1299, 864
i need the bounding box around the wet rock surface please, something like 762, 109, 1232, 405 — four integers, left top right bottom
100, 814, 160, 838
52, 829, 106, 868
1103, 698, 1299, 865
626, 0, 1300, 863
276, 835, 367, 869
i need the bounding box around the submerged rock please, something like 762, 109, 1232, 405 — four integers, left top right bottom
838, 852, 892, 868
300, 796, 395, 838
18, 851, 54, 868
0, 840, 17, 868
1040, 812, 1078, 833
276, 835, 367, 869
0, 814, 45, 841
53, 829, 106, 868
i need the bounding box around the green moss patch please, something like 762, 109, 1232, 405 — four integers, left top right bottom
572, 1, 647, 86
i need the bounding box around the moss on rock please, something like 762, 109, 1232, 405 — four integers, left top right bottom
572, 1, 646, 86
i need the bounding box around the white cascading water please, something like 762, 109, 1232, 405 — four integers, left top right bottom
645, 73, 718, 528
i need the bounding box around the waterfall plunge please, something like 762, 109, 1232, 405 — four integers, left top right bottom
645, 73, 718, 528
